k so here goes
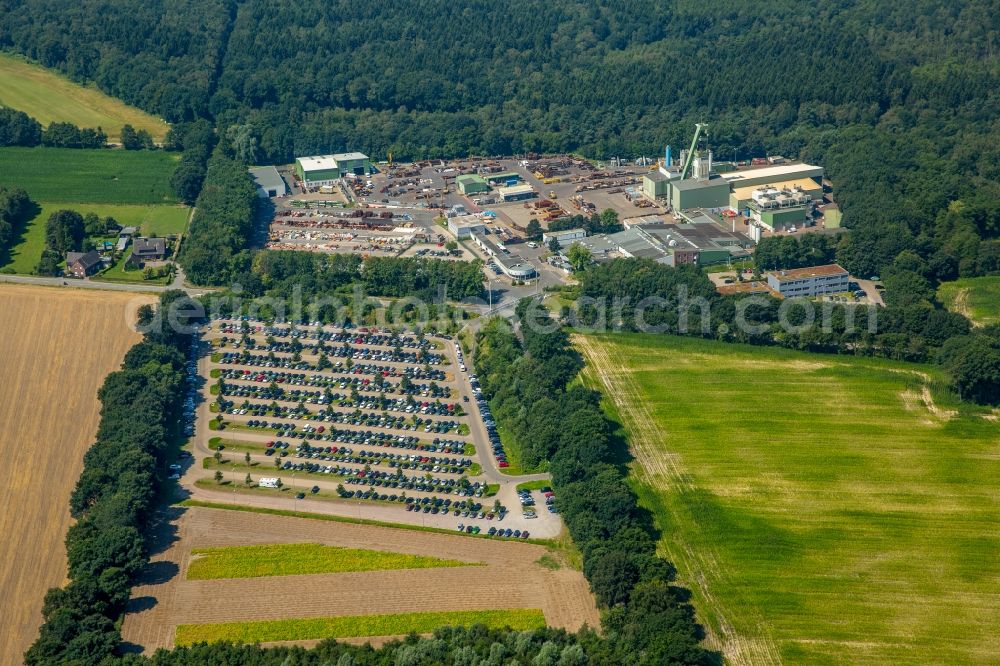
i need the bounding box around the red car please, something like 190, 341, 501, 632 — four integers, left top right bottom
498, 461, 509, 468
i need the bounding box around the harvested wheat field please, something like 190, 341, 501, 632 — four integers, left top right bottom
0, 285, 148, 665
121, 505, 600, 653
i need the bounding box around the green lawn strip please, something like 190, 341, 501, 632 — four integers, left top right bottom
208, 436, 265, 453
175, 609, 546, 645
179, 500, 555, 545
186, 542, 476, 580
515, 480, 550, 492
0, 147, 178, 204
578, 332, 1000, 664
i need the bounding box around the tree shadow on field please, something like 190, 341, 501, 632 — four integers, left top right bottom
0, 199, 41, 269
603, 406, 661, 539
124, 595, 159, 613
144, 504, 187, 557
136, 560, 180, 585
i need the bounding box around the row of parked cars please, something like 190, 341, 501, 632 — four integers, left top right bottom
336, 487, 501, 517
170, 338, 203, 480
222, 369, 450, 398
460, 524, 529, 540
466, 375, 508, 469
218, 346, 440, 368
231, 401, 464, 435
519, 487, 557, 517
219, 382, 458, 416
217, 321, 432, 351
292, 443, 472, 474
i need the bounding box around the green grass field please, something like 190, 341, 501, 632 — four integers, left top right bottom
186, 542, 475, 580
576, 333, 999, 666
0, 202, 187, 274
938, 276, 1000, 327
0, 52, 169, 142
175, 609, 546, 645
0, 147, 178, 204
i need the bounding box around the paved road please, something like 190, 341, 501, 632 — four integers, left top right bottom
0, 272, 213, 296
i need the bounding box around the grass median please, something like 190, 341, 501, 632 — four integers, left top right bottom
175, 609, 546, 645
187, 542, 475, 579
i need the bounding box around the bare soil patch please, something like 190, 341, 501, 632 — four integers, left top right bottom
121, 505, 599, 653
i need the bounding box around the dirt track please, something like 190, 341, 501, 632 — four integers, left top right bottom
121, 506, 599, 653
0, 285, 149, 665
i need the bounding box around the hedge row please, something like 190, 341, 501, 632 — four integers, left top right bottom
473, 299, 711, 665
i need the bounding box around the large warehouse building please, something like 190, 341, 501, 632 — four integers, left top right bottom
249, 166, 287, 198
456, 174, 489, 195
643, 159, 825, 220
723, 163, 824, 213
295, 152, 373, 187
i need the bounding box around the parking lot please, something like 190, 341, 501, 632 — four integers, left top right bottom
178, 317, 562, 538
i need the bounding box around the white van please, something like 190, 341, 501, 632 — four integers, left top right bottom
259, 477, 279, 489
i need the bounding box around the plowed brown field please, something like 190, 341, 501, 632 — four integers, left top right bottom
121, 506, 600, 653
0, 285, 148, 665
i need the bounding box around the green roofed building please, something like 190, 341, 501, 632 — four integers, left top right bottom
485, 171, 521, 185
669, 176, 730, 211
295, 152, 373, 187
456, 174, 489, 195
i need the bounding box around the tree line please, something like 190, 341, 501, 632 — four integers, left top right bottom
0, 108, 106, 148
24, 291, 197, 665
0, 185, 34, 260
573, 258, 999, 405
473, 300, 711, 665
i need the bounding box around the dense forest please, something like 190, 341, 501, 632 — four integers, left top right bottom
2, 0, 997, 282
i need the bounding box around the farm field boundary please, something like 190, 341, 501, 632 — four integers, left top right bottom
0, 147, 178, 204
938, 276, 1000, 327
121, 506, 600, 653
175, 609, 546, 645
575, 332, 1000, 666
0, 285, 147, 663
0, 52, 169, 142
187, 542, 477, 579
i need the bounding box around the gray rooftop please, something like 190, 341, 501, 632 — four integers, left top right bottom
672, 176, 728, 191
133, 237, 166, 256
66, 250, 102, 269
332, 152, 369, 162
249, 166, 287, 193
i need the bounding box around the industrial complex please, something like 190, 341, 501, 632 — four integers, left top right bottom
244, 131, 856, 305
